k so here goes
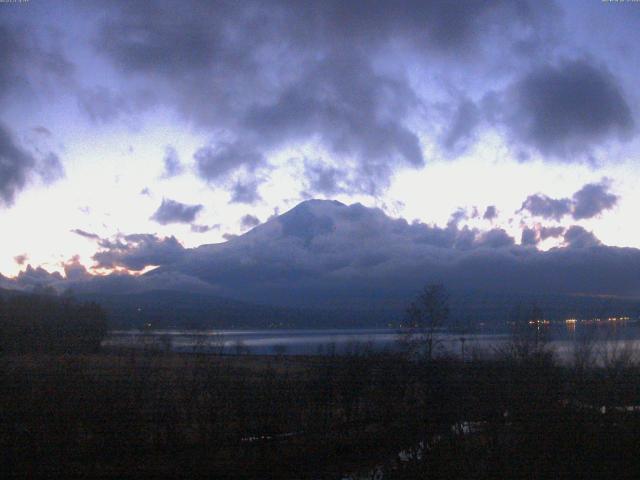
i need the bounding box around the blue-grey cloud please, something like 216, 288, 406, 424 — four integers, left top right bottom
447, 208, 470, 228
519, 194, 572, 221
12, 265, 64, 290
540, 225, 565, 241
0, 123, 64, 207
563, 225, 601, 249
0, 23, 74, 106
71, 228, 101, 241
0, 123, 36, 206
521, 227, 537, 246
483, 205, 498, 221
303, 160, 345, 196
506, 59, 634, 157
150, 198, 203, 225
520, 179, 619, 221
63, 255, 91, 281
87, 0, 560, 192
194, 141, 264, 183
474, 228, 514, 249
32, 126, 52, 136
520, 224, 566, 246
572, 179, 619, 220
190, 223, 219, 233
240, 214, 260, 231
441, 98, 480, 154
229, 178, 262, 204
161, 146, 184, 179
77, 86, 131, 124
93, 233, 185, 271
36, 152, 64, 184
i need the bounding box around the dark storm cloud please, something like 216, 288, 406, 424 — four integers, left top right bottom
505, 59, 634, 157
229, 178, 262, 204
194, 142, 264, 183
303, 161, 344, 196
301, 159, 379, 197
520, 194, 572, 221
520, 179, 619, 221
93, 233, 185, 271
150, 198, 203, 225
0, 25, 68, 204
240, 214, 260, 231
89, 0, 559, 191
0, 123, 64, 207
77, 86, 156, 124
520, 224, 565, 246
0, 23, 74, 105
540, 225, 565, 241
0, 123, 36, 206
242, 53, 424, 190
441, 99, 480, 154
161, 146, 184, 178
572, 179, 619, 220
77, 86, 131, 124
563, 226, 601, 249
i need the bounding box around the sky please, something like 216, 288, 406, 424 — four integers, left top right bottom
2, 0, 640, 301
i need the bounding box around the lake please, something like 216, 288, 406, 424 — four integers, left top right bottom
104, 323, 640, 364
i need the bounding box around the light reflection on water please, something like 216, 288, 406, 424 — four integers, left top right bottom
103, 325, 640, 363
105, 329, 503, 354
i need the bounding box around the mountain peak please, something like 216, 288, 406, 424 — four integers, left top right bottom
275, 199, 347, 244
286, 199, 347, 214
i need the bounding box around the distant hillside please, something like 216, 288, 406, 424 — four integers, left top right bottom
75, 290, 398, 330
74, 288, 640, 331
3, 283, 639, 331
449, 289, 640, 329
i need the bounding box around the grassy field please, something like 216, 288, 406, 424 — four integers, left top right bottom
4, 345, 640, 478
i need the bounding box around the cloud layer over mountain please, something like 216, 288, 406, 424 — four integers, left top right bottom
6, 200, 638, 311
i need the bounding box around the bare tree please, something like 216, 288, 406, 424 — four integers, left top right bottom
502, 302, 552, 364
401, 284, 450, 360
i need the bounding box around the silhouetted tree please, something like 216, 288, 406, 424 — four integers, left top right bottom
506, 302, 551, 362
402, 284, 450, 360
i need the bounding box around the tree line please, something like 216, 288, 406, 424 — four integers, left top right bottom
0, 290, 107, 353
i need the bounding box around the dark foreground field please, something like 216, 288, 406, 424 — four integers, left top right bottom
4, 345, 640, 479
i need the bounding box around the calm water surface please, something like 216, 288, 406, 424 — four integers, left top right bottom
104, 324, 640, 363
